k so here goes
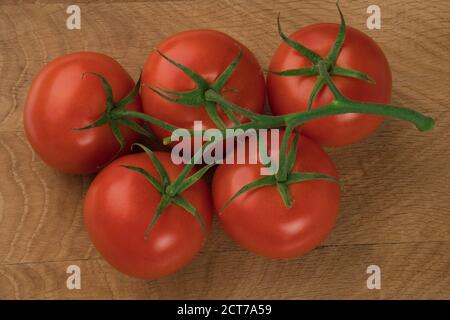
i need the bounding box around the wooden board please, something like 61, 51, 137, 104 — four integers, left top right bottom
0, 0, 449, 299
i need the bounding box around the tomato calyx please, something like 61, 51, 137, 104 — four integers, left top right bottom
220, 128, 340, 211
268, 2, 375, 93
73, 72, 153, 153
143, 48, 244, 130
273, 127, 339, 208
121, 143, 212, 240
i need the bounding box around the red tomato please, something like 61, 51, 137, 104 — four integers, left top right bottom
24, 52, 142, 174
84, 151, 213, 279
141, 30, 265, 142
268, 24, 392, 147
212, 134, 340, 259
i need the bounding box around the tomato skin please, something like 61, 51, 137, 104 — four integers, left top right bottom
212, 135, 340, 259
268, 24, 392, 147
141, 30, 265, 141
24, 52, 142, 174
84, 152, 212, 279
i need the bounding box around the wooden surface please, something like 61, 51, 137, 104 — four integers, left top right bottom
0, 0, 449, 300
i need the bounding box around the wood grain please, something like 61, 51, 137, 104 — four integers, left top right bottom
0, 0, 449, 299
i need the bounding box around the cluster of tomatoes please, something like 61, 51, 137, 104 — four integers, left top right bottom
23, 5, 433, 279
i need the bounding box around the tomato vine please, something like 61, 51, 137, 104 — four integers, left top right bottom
140, 2, 434, 214
76, 3, 435, 236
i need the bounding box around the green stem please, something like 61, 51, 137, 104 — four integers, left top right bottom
276, 125, 294, 182
120, 110, 178, 132
205, 89, 272, 121
289, 100, 434, 131
171, 98, 434, 146
318, 61, 344, 99
276, 182, 292, 208
206, 86, 434, 133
